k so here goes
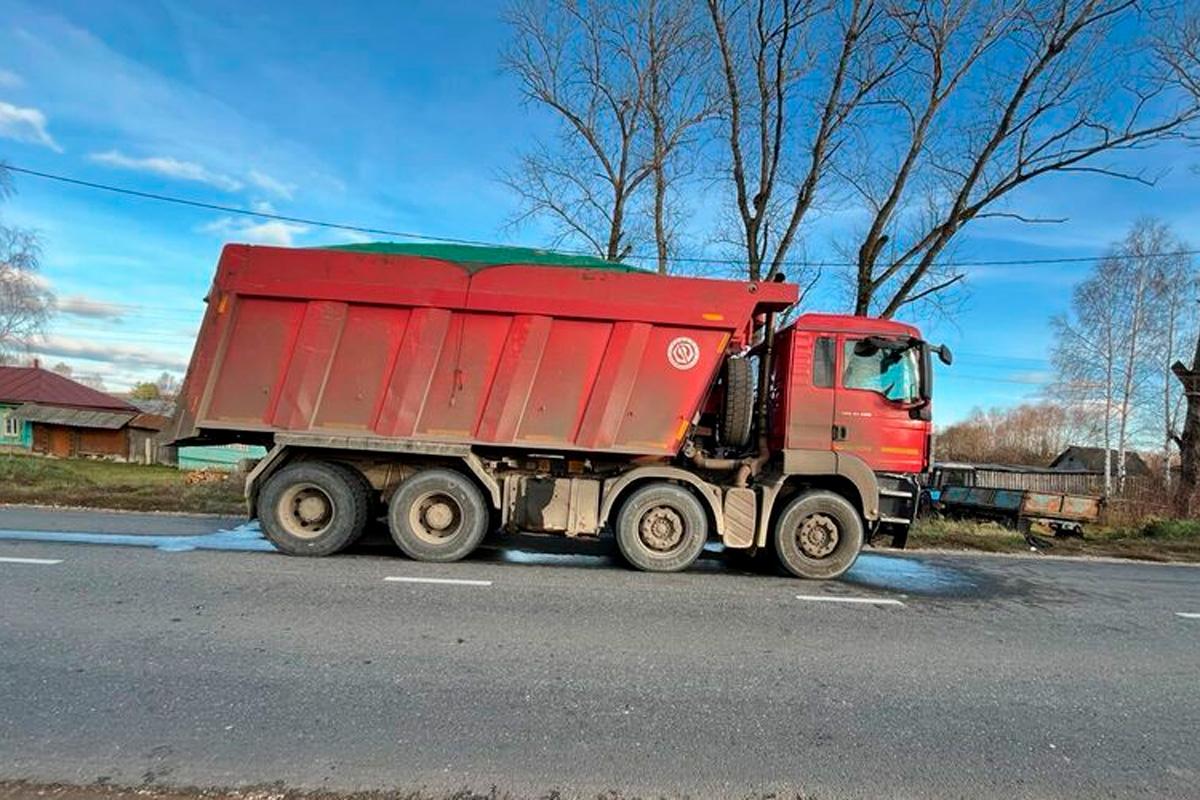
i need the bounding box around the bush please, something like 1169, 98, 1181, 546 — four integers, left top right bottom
1138, 517, 1200, 540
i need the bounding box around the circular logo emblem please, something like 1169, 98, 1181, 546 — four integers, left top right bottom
667, 336, 700, 370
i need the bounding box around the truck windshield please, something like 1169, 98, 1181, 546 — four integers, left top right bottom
842, 340, 921, 403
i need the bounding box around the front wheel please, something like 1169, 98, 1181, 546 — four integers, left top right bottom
615, 483, 709, 573
773, 490, 865, 580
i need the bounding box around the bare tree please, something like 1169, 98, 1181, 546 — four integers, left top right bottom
1050, 220, 1182, 495
1050, 266, 1120, 496
1156, 5, 1200, 513
1145, 237, 1195, 492
502, 0, 709, 270
0, 164, 53, 360
937, 402, 1099, 466
705, 0, 900, 282
850, 0, 1200, 317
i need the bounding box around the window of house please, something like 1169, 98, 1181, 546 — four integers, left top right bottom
3, 414, 19, 437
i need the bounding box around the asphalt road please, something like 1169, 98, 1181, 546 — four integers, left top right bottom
1, 507, 1198, 799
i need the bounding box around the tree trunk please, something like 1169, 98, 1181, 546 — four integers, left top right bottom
653, 163, 668, 274
1173, 356, 1200, 516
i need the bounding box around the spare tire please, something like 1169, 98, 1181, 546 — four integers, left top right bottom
720, 356, 754, 449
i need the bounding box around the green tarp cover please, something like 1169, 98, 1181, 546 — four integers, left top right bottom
320, 242, 646, 273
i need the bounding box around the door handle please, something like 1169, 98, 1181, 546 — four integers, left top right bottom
832, 425, 848, 441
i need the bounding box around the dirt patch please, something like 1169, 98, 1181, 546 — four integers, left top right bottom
0, 455, 244, 515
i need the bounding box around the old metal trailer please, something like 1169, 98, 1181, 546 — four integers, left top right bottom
171, 243, 949, 579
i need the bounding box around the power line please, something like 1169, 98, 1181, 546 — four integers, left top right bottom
4, 165, 502, 248
7, 163, 1199, 270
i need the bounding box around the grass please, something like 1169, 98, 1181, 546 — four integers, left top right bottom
909, 514, 1200, 563
0, 454, 245, 515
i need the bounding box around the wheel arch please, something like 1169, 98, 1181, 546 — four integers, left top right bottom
599, 466, 725, 540
757, 450, 881, 548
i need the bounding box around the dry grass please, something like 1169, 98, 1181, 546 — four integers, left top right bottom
909, 515, 1200, 563
0, 454, 245, 515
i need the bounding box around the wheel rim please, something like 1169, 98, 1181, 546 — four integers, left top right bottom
277, 482, 336, 539
638, 505, 686, 553
795, 512, 840, 559
408, 491, 464, 544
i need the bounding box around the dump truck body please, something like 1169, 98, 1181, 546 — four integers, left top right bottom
172, 243, 946, 579
171, 245, 793, 455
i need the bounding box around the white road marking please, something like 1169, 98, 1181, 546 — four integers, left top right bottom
1176, 612, 1200, 620
796, 594, 904, 607
385, 576, 493, 587
0, 556, 63, 565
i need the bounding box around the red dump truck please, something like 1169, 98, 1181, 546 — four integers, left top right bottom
170, 243, 951, 579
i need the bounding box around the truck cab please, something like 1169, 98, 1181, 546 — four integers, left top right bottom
767, 314, 949, 547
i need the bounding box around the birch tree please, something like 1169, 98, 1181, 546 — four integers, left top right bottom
1050, 267, 1121, 496
0, 164, 53, 361
1147, 243, 1195, 492
1051, 220, 1187, 495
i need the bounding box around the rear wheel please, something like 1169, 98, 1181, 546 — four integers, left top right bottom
388, 469, 489, 562
773, 490, 864, 580
258, 461, 370, 556
328, 462, 374, 544
615, 483, 708, 573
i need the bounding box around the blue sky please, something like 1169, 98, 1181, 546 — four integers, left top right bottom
0, 0, 1197, 423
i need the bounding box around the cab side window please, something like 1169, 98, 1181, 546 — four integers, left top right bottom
813, 337, 835, 389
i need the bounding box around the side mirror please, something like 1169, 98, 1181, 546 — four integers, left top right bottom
936, 344, 953, 366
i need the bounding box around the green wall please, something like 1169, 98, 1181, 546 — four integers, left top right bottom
0, 404, 32, 450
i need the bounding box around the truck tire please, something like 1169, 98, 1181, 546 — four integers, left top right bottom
258, 461, 371, 556
615, 483, 709, 573
388, 469, 489, 562
721, 356, 754, 450
773, 490, 864, 580
329, 462, 375, 542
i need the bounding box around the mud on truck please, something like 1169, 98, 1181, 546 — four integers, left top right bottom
169, 243, 951, 579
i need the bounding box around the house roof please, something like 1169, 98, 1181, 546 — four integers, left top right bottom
12, 403, 136, 430
129, 413, 170, 431
1049, 446, 1151, 476
0, 366, 137, 412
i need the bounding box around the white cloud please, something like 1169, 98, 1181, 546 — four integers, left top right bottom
247, 169, 296, 200
331, 229, 375, 245
55, 294, 128, 322
0, 69, 22, 88
0, 100, 61, 151
89, 150, 243, 192
201, 216, 307, 247
2, 15, 342, 199
31, 334, 188, 372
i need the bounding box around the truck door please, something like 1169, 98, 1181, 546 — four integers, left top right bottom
833, 335, 928, 473
783, 333, 837, 451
